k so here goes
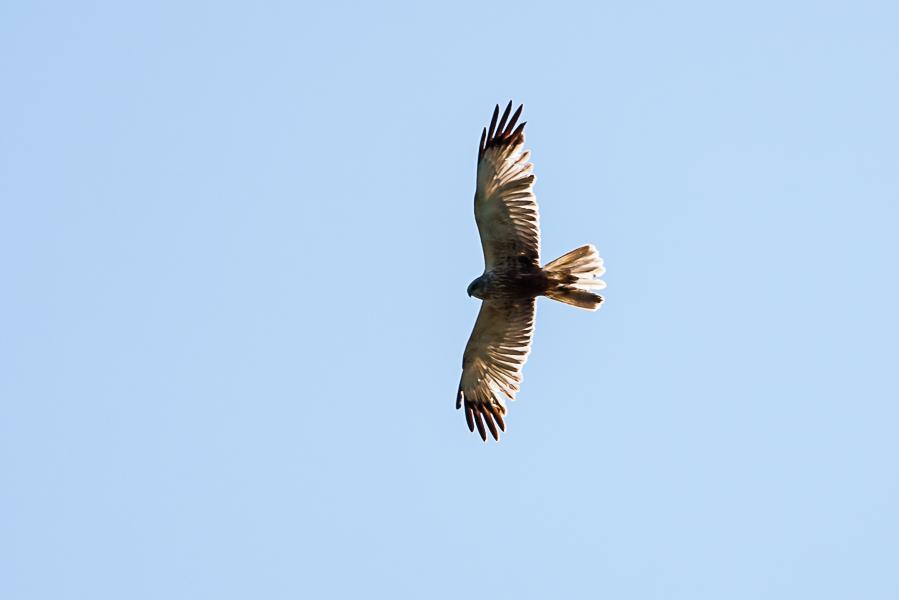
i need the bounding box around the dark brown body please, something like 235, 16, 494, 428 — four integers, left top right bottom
467, 262, 551, 301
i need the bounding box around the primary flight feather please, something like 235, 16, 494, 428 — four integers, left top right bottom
457, 102, 607, 442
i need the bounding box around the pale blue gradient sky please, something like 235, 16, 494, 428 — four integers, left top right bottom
2, 2, 898, 599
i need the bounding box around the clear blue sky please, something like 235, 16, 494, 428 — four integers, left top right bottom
2, 1, 898, 598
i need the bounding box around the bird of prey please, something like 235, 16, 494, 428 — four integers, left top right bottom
457, 102, 606, 442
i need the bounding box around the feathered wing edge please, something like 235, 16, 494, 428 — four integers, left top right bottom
479, 101, 526, 160
456, 299, 536, 442
475, 101, 541, 269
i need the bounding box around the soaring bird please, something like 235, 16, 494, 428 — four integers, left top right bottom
457, 102, 606, 441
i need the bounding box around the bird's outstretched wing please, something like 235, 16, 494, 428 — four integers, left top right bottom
456, 298, 536, 441
475, 102, 540, 269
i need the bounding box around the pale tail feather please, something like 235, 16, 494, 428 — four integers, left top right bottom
543, 244, 606, 311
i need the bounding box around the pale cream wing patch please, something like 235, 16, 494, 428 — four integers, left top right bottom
475, 102, 540, 270
456, 298, 536, 441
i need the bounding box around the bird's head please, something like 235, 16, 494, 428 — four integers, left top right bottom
467, 276, 487, 299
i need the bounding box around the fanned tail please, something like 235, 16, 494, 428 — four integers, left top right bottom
542, 244, 606, 311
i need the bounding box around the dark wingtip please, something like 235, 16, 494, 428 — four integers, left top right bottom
484, 411, 499, 441
462, 399, 507, 442
480, 103, 527, 158
473, 409, 488, 441
487, 104, 500, 141
505, 104, 523, 136
496, 101, 513, 138
512, 121, 526, 140
487, 404, 506, 433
